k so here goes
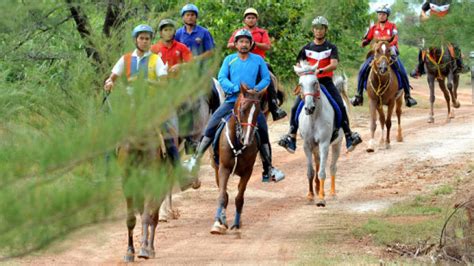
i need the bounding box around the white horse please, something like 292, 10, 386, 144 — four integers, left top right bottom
294, 61, 343, 207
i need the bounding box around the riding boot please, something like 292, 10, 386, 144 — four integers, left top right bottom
345, 131, 362, 152
182, 136, 212, 172
268, 81, 287, 121
259, 143, 285, 182
164, 138, 180, 166
403, 87, 417, 107
351, 62, 370, 106
278, 134, 296, 153
410, 50, 425, 78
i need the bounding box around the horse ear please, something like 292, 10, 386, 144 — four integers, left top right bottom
293, 65, 302, 74
240, 83, 249, 94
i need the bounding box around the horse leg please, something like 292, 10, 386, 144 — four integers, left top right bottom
396, 97, 403, 142
138, 205, 151, 259
377, 106, 386, 148
329, 133, 342, 197
211, 166, 230, 234
427, 75, 436, 123
452, 74, 460, 108
124, 197, 136, 262
367, 100, 378, 152
313, 149, 321, 200
385, 102, 395, 149
158, 192, 171, 222
231, 173, 252, 230
304, 142, 315, 201
316, 143, 330, 207
438, 79, 451, 122
146, 205, 159, 259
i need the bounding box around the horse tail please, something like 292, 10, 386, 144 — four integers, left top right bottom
334, 72, 351, 116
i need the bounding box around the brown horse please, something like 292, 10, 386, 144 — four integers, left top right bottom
366, 41, 403, 152
424, 46, 460, 123
209, 84, 266, 234
118, 134, 174, 262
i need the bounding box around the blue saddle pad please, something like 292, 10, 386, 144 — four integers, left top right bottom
295, 84, 342, 129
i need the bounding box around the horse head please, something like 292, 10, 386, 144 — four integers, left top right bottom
235, 83, 266, 146
294, 61, 320, 115
372, 41, 392, 75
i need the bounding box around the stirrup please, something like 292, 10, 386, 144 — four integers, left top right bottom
271, 108, 287, 121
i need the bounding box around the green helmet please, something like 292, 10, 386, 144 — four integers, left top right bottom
158, 19, 176, 31
312, 16, 329, 28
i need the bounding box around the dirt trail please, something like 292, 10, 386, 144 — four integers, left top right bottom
10, 79, 474, 265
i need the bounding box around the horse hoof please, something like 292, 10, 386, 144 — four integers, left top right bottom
149, 249, 156, 259
137, 247, 150, 259
210, 221, 227, 235
124, 253, 135, 263
397, 136, 403, 142
453, 101, 460, 109
366, 148, 374, 153
385, 143, 390, 149
307, 193, 314, 201
428, 117, 434, 123
316, 200, 326, 207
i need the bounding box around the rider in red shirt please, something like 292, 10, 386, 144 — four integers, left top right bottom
351, 5, 417, 108
151, 19, 192, 76
227, 8, 287, 122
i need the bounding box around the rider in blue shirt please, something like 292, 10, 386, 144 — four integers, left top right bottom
185, 29, 285, 182
175, 4, 215, 59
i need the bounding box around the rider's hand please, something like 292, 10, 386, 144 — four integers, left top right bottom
361, 40, 370, 47
104, 79, 114, 92
169, 64, 180, 73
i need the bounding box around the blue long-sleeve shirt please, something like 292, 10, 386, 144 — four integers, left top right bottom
218, 53, 270, 103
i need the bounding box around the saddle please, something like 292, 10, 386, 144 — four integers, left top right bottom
295, 85, 342, 142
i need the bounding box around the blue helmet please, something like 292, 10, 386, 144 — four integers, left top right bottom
234, 29, 253, 42
181, 4, 199, 17
376, 5, 391, 16
132, 24, 154, 39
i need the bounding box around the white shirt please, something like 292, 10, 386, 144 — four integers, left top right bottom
111, 49, 168, 77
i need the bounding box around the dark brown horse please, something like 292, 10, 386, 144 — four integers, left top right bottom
118, 135, 174, 262
209, 84, 266, 234
424, 46, 460, 123
366, 41, 403, 152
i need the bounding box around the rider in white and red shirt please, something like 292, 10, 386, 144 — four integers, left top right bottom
351, 4, 417, 108
278, 16, 362, 154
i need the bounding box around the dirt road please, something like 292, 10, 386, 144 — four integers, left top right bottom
10, 79, 474, 265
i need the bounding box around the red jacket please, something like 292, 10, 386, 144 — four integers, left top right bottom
151, 40, 192, 67
363, 21, 399, 49
228, 26, 271, 59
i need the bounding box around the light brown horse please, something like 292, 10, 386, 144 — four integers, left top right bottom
209, 84, 266, 234
366, 41, 403, 152
118, 134, 174, 262
424, 46, 460, 123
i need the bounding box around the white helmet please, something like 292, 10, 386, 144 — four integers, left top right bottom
312, 16, 329, 28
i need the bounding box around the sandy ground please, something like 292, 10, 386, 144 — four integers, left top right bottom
7, 78, 474, 265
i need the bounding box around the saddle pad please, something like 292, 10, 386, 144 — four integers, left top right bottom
295, 84, 342, 129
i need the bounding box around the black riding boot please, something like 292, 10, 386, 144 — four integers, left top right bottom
259, 143, 285, 182
268, 81, 287, 121
410, 50, 425, 78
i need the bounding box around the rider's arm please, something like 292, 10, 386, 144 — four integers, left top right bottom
218, 56, 239, 95
421, 2, 430, 19
362, 25, 374, 47
255, 58, 270, 91
254, 30, 271, 51
319, 59, 338, 75
389, 24, 399, 47
104, 56, 124, 91
227, 31, 237, 50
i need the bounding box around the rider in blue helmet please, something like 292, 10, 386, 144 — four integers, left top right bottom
175, 3, 216, 154
176, 3, 214, 60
